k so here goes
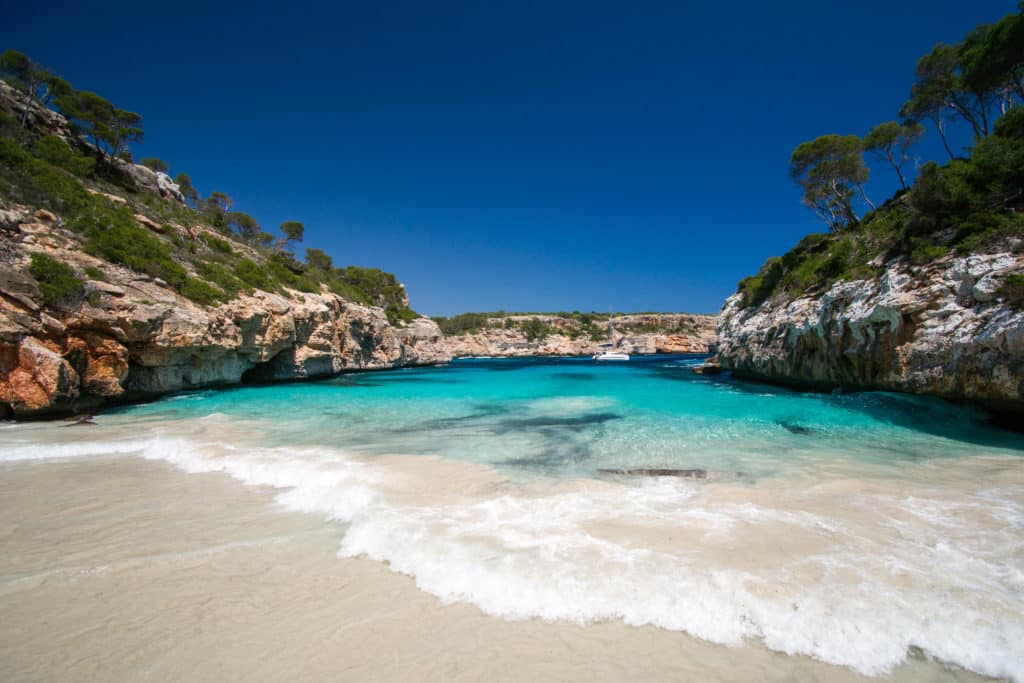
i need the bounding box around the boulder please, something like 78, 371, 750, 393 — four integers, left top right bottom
0, 336, 79, 415
33, 209, 58, 224
0, 265, 42, 312
134, 213, 163, 232
85, 188, 128, 205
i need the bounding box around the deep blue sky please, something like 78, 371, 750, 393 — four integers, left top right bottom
7, 1, 1017, 315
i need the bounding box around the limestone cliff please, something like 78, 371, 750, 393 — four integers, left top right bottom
717, 252, 1024, 415
442, 313, 717, 358
0, 207, 449, 419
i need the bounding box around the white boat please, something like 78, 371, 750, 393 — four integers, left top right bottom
593, 350, 630, 361
593, 315, 630, 361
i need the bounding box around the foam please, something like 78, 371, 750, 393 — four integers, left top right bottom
0, 437, 157, 462
4, 393, 1024, 680
56, 429, 1011, 679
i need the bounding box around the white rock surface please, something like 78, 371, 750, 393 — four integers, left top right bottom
717, 253, 1024, 413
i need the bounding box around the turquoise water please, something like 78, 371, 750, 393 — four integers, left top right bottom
111, 354, 1024, 479
4, 355, 1024, 679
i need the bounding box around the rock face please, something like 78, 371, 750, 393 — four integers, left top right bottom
125, 163, 186, 204
717, 253, 1024, 415
0, 214, 449, 419
0, 81, 73, 141
443, 314, 717, 358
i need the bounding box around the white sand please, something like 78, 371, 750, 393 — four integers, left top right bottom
0, 455, 993, 682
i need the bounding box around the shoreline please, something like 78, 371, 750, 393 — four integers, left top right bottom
3, 352, 712, 423
0, 454, 997, 683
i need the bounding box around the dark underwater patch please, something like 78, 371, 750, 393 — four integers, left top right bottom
778, 421, 816, 435
552, 372, 597, 381
494, 412, 622, 433
497, 440, 596, 470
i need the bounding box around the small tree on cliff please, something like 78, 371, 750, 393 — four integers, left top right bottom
175, 172, 200, 207
864, 121, 924, 190
57, 90, 143, 161
140, 157, 169, 173
789, 134, 873, 230
227, 211, 260, 243
960, 8, 1024, 112
203, 191, 232, 229
280, 221, 304, 244
305, 248, 334, 272
0, 49, 72, 126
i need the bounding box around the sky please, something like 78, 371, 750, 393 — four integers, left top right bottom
6, 1, 1018, 315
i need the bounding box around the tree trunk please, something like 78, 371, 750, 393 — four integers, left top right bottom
949, 97, 984, 139
893, 163, 907, 190
859, 184, 876, 211
883, 149, 908, 190
934, 118, 955, 160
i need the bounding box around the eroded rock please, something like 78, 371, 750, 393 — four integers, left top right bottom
717, 253, 1024, 414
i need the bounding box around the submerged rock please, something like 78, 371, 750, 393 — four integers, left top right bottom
779, 421, 816, 435
598, 468, 708, 478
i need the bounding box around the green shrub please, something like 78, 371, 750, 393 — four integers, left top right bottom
431, 312, 495, 335
0, 137, 91, 217
520, 317, 553, 342
335, 266, 407, 309
29, 253, 84, 308
32, 136, 95, 177
196, 262, 244, 299
266, 258, 318, 293
1000, 274, 1024, 309
738, 257, 783, 308
180, 277, 222, 306
386, 306, 418, 325
234, 259, 277, 292
0, 111, 24, 141
206, 235, 234, 255
83, 266, 105, 280
72, 200, 187, 288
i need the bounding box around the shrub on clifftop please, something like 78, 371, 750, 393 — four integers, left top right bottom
28, 253, 83, 308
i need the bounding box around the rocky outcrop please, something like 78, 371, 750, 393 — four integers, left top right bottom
0, 211, 449, 419
717, 253, 1024, 415
0, 81, 73, 141
124, 163, 186, 204
443, 313, 716, 358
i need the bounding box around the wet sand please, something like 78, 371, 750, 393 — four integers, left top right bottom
0, 455, 993, 683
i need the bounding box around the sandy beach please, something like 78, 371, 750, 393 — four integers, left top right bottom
0, 454, 997, 683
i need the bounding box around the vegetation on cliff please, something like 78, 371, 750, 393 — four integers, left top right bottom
738, 6, 1024, 309
432, 311, 702, 341
0, 50, 418, 324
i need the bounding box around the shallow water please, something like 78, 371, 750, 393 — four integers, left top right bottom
2, 354, 1023, 680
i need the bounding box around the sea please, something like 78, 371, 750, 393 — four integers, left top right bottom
2, 354, 1023, 680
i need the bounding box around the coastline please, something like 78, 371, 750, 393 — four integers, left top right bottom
0, 454, 997, 683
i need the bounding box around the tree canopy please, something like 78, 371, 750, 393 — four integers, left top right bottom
305, 248, 334, 272
789, 135, 872, 230
140, 157, 168, 173
280, 221, 304, 243
0, 49, 71, 125
57, 90, 143, 161
226, 211, 260, 243
863, 121, 924, 190
175, 172, 199, 206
